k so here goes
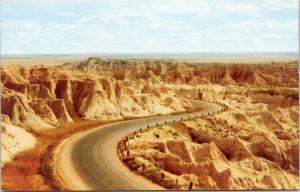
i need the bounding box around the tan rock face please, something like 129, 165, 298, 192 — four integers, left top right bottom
1, 123, 36, 165
1, 61, 194, 131
115, 60, 298, 190
29, 99, 59, 125
77, 58, 297, 87
120, 100, 299, 189
1, 60, 194, 167
1, 58, 299, 189
1, 88, 53, 130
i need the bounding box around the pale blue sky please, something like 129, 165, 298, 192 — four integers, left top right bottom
1, 0, 298, 54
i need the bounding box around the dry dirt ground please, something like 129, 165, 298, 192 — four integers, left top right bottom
1, 57, 299, 190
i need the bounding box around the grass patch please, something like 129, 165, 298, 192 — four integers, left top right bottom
1, 119, 113, 190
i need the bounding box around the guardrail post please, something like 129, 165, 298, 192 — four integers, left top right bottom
127, 150, 130, 157
189, 181, 193, 190
124, 142, 127, 150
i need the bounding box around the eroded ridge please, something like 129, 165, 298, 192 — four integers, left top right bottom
1, 59, 299, 190
118, 98, 299, 190
116, 60, 299, 190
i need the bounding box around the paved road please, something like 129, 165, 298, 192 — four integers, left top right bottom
54, 100, 223, 190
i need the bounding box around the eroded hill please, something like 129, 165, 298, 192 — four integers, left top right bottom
1, 58, 299, 190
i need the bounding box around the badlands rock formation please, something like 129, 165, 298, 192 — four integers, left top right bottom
1, 122, 36, 164
77, 58, 297, 87
1, 64, 192, 130
114, 60, 299, 190
1, 60, 193, 164
1, 58, 298, 190
119, 89, 299, 189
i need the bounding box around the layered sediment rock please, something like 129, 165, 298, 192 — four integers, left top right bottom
77, 59, 298, 88
1, 58, 299, 189
119, 81, 299, 190
1, 63, 193, 131
1, 123, 37, 165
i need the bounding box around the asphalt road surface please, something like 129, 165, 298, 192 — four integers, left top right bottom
54, 100, 223, 190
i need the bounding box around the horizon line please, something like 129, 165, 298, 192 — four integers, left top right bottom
1, 51, 298, 57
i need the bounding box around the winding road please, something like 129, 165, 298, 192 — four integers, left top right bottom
54, 100, 223, 190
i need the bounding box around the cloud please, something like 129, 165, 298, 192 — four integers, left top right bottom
1, 0, 298, 53
262, 0, 298, 9
217, 1, 265, 18
2, 18, 116, 53
224, 19, 298, 32
2, 0, 62, 7
259, 33, 295, 40
139, 0, 212, 14
218, 2, 259, 12
56, 12, 77, 16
